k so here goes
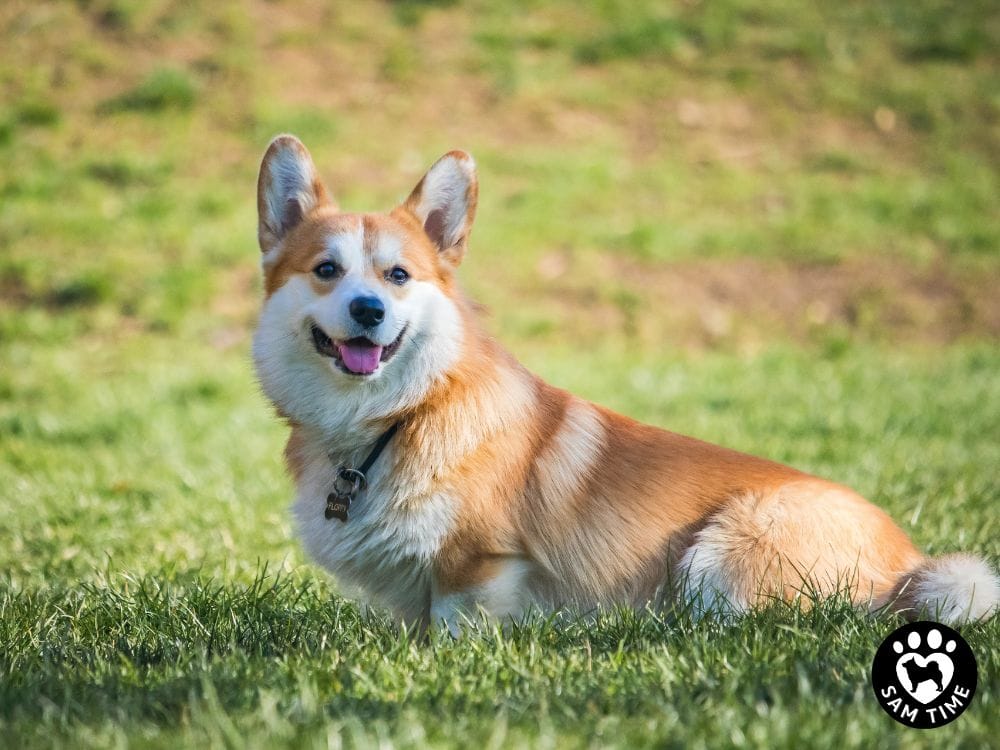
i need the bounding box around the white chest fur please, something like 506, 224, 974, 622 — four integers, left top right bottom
290, 438, 456, 623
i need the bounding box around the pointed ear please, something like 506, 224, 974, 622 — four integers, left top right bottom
402, 151, 478, 266
256, 135, 333, 254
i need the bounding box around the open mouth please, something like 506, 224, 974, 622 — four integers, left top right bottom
310, 323, 407, 376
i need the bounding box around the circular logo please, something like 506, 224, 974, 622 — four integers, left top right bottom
871, 621, 978, 728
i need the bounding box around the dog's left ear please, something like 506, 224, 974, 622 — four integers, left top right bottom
402, 151, 478, 267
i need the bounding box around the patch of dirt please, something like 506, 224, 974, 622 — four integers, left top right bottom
527, 254, 1000, 350
208, 264, 260, 350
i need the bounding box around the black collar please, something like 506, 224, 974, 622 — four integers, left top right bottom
325, 422, 400, 522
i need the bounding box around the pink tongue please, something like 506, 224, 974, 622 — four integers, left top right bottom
338, 341, 383, 374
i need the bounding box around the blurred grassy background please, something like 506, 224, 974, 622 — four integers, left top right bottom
2, 0, 999, 621
3, 0, 999, 353
1, 1, 999, 747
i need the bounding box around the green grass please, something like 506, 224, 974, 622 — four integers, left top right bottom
3, 575, 996, 749
2, 338, 998, 747
98, 68, 198, 114
1, 0, 998, 747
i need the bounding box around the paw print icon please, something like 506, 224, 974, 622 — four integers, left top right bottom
872, 621, 978, 728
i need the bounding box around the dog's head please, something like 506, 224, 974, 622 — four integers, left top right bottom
252, 135, 478, 431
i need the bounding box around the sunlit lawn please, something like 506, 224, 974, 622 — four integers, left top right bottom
2, 1, 998, 747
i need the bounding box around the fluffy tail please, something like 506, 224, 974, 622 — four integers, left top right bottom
886, 553, 999, 624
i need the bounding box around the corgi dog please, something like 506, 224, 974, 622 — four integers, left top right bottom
253, 134, 998, 634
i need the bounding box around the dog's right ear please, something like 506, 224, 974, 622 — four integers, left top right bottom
257, 135, 333, 255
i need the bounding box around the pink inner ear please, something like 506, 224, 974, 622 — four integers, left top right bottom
281, 197, 304, 234
424, 208, 447, 249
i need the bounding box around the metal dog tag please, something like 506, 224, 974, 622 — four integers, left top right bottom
325, 467, 367, 522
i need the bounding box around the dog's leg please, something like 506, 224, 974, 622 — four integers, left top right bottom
429, 583, 481, 638
430, 557, 533, 637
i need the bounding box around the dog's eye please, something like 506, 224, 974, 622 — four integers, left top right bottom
313, 261, 341, 280
387, 266, 409, 285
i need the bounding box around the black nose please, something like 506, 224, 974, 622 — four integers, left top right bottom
349, 296, 385, 327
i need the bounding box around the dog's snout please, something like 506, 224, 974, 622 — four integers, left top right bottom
349, 296, 385, 327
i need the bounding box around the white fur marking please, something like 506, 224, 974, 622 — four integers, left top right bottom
325, 222, 364, 273
292, 431, 458, 623
371, 232, 404, 270
525, 400, 615, 606
476, 558, 534, 620
912, 554, 1000, 624
677, 543, 747, 618
536, 399, 605, 507
431, 558, 534, 636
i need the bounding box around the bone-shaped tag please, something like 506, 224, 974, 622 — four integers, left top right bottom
324, 467, 367, 522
